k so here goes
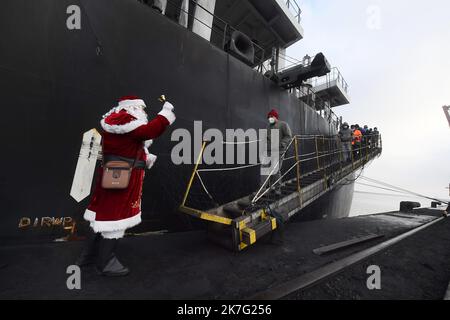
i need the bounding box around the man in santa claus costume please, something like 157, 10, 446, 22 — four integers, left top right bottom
75, 95, 175, 277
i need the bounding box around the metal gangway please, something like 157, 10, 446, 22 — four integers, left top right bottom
179, 134, 383, 252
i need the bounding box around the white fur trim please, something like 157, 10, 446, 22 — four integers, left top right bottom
84, 209, 96, 222
101, 118, 147, 134
84, 209, 142, 232
118, 99, 146, 109
158, 102, 176, 125
101, 230, 126, 239
100, 103, 149, 134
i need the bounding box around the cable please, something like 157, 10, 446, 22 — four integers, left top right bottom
355, 182, 412, 196
195, 171, 219, 207
185, 136, 381, 209
360, 176, 449, 204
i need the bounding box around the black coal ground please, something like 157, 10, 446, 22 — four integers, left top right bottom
286, 217, 450, 300
0, 209, 448, 299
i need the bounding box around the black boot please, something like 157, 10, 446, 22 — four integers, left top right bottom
97, 238, 130, 277
75, 231, 101, 267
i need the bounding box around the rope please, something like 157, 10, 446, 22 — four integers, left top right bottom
184, 133, 381, 208
356, 182, 412, 196
197, 163, 260, 173
195, 171, 218, 206
360, 176, 449, 205
252, 138, 296, 202
221, 139, 261, 145
252, 159, 302, 204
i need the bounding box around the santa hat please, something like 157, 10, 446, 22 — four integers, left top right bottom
116, 95, 146, 109
100, 96, 149, 134
267, 109, 279, 120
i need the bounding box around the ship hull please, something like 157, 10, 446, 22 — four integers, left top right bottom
0, 0, 353, 243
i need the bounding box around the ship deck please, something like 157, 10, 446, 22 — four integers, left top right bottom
1, 208, 449, 300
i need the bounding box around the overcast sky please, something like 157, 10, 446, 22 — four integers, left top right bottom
287, 0, 450, 201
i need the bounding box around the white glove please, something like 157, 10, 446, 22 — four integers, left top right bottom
158, 101, 176, 125
146, 153, 158, 169
144, 140, 154, 149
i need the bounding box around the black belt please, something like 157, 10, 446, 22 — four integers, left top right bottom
103, 155, 146, 169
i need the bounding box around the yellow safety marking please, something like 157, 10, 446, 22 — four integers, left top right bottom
199, 212, 233, 225
242, 228, 256, 245
261, 209, 267, 220
239, 242, 248, 251
271, 218, 277, 230
179, 206, 232, 225
238, 220, 247, 230
181, 141, 207, 207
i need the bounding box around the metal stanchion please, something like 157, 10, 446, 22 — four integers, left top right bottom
294, 136, 303, 206
181, 141, 207, 207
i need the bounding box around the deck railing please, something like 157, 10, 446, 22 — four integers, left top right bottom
286, 0, 302, 23
310, 67, 349, 94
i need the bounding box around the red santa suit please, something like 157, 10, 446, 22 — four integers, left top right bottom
84, 96, 175, 239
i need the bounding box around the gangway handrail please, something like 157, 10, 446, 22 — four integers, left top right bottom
179, 133, 382, 243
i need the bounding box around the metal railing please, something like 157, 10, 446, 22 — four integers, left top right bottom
142, 0, 307, 74
277, 53, 317, 73
144, 0, 343, 129
159, 0, 267, 68
286, 0, 302, 23
309, 67, 349, 94
295, 85, 342, 130
179, 134, 382, 251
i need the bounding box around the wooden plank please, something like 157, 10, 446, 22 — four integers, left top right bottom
70, 128, 102, 202
313, 234, 384, 256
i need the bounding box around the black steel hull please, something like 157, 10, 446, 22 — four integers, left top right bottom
0, 0, 353, 243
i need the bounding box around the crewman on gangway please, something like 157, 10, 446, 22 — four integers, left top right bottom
338, 122, 352, 162
262, 109, 292, 195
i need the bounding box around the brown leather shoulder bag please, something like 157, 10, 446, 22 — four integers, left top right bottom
101, 147, 143, 190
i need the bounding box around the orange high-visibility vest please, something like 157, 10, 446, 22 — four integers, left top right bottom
353, 130, 362, 144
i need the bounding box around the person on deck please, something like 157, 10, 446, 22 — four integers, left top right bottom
352, 124, 363, 159
373, 127, 380, 149
75, 95, 175, 277
338, 122, 352, 162
362, 125, 369, 147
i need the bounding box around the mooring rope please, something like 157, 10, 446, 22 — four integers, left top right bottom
361, 176, 449, 204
